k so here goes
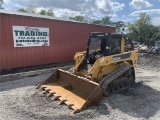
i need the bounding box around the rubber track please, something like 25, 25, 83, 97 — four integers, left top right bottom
99, 64, 132, 96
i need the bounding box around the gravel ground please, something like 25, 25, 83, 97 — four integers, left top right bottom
138, 53, 160, 70
0, 62, 73, 75
0, 54, 160, 120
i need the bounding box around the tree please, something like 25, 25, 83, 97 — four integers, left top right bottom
92, 16, 112, 26
112, 21, 124, 27
46, 9, 55, 16
149, 26, 160, 45
17, 5, 36, 13
92, 20, 102, 25
69, 16, 87, 22
39, 9, 55, 16
17, 8, 28, 13
112, 21, 125, 33
17, 6, 55, 17
127, 13, 155, 46
39, 9, 46, 15
102, 16, 111, 25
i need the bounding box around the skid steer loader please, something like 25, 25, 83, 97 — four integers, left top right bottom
36, 32, 138, 114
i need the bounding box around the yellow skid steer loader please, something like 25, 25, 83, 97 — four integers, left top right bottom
36, 32, 138, 114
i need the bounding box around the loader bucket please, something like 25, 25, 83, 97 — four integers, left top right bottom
36, 69, 102, 114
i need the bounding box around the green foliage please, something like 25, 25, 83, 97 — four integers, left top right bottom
92, 20, 102, 25
128, 13, 160, 46
39, 9, 55, 16
102, 16, 111, 25
92, 16, 112, 26
17, 5, 36, 13
15, 7, 159, 47
91, 17, 125, 34
112, 21, 124, 27
69, 16, 87, 22
17, 8, 28, 13
46, 9, 55, 16
149, 26, 160, 45
17, 6, 55, 17
112, 21, 125, 33
39, 9, 46, 15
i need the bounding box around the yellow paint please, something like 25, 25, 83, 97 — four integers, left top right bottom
73, 36, 138, 82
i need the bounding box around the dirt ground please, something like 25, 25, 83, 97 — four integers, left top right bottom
0, 62, 73, 75
0, 54, 160, 120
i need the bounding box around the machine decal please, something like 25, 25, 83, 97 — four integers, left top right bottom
112, 53, 131, 61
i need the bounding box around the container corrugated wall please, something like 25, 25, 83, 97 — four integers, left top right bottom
0, 13, 116, 70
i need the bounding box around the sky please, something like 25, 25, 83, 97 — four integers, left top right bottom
2, 0, 160, 26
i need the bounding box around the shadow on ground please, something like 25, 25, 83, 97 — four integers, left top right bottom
106, 81, 160, 119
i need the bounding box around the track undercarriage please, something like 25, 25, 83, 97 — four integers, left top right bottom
99, 65, 135, 96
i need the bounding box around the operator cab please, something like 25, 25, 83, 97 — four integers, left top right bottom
82, 32, 130, 70
86, 33, 123, 63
